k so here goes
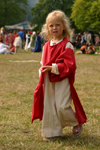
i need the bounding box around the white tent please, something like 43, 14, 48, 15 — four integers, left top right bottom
5, 21, 37, 30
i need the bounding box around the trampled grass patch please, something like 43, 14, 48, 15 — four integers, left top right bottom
0, 50, 100, 150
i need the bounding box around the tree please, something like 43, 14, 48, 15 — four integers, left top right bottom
70, 0, 100, 32
31, 0, 74, 31
87, 0, 100, 32
0, 0, 28, 27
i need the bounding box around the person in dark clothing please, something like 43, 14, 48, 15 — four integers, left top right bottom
34, 31, 42, 52
18, 29, 24, 48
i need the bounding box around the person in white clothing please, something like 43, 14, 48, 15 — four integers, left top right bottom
27, 31, 36, 52
13, 34, 22, 53
24, 31, 30, 51
0, 42, 13, 54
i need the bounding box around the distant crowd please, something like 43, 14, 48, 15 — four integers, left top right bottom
70, 29, 100, 54
0, 26, 100, 55
0, 27, 44, 54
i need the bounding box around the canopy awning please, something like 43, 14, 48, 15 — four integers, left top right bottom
5, 21, 37, 30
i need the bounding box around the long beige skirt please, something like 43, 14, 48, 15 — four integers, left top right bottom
42, 73, 78, 137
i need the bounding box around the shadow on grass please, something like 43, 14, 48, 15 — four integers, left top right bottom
50, 134, 100, 148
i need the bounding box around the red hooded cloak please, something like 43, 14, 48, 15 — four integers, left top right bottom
32, 38, 87, 124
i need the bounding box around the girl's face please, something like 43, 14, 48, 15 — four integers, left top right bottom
47, 17, 65, 41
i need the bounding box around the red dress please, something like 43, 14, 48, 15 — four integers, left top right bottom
5, 34, 9, 45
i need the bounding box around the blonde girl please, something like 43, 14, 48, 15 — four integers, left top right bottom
42, 10, 71, 41
32, 10, 87, 141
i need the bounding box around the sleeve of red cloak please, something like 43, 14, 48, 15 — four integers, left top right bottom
56, 48, 76, 79
49, 48, 76, 82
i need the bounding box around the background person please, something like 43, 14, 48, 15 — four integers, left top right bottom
87, 31, 92, 44
4, 31, 9, 45
0, 42, 13, 54
94, 34, 100, 46
30, 31, 36, 53
76, 43, 87, 54
25, 31, 30, 52
86, 43, 96, 54
18, 29, 24, 48
10, 30, 16, 52
34, 31, 42, 52
13, 33, 22, 53
70, 28, 76, 48
0, 33, 3, 42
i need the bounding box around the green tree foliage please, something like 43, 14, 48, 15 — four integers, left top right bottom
31, 0, 74, 31
87, 0, 100, 32
0, 0, 28, 27
71, 0, 100, 32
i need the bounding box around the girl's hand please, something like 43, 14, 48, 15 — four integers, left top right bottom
40, 65, 52, 72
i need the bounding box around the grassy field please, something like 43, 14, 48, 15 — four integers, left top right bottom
0, 50, 100, 150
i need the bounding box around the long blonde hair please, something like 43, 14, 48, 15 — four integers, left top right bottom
41, 10, 71, 40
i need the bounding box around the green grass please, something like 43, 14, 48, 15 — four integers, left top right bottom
0, 49, 100, 150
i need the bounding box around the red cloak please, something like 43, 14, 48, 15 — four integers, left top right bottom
32, 38, 87, 124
